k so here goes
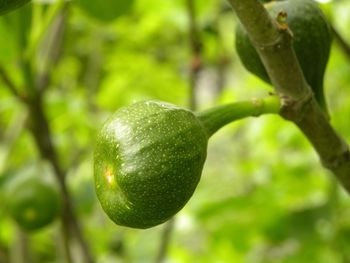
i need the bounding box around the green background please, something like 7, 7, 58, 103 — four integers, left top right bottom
1, 0, 350, 262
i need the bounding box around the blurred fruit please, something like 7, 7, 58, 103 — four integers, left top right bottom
7, 176, 61, 231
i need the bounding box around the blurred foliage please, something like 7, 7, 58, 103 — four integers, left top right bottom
0, 0, 350, 262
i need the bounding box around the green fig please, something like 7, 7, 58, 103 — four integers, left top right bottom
94, 98, 280, 229
94, 101, 208, 228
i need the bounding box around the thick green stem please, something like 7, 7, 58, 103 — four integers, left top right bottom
197, 96, 280, 137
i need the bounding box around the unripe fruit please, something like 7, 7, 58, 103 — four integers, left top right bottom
7, 176, 61, 231
235, 0, 332, 113
94, 101, 208, 228
94, 98, 280, 229
94, 101, 207, 228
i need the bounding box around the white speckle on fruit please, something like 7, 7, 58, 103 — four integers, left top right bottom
125, 202, 132, 210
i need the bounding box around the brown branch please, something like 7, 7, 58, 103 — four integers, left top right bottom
213, 8, 230, 97
0, 248, 8, 263
24, 94, 71, 260
1, 3, 93, 263
154, 218, 175, 263
14, 227, 31, 263
13, 3, 95, 263
187, 0, 202, 110
25, 93, 94, 263
214, 25, 230, 97
228, 0, 350, 193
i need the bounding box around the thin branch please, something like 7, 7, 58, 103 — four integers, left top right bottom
215, 56, 230, 97
10, 226, 31, 263
0, 247, 8, 263
46, 10, 95, 263
228, 0, 350, 192
26, 93, 95, 263
214, 9, 230, 97
187, 0, 202, 109
14, 3, 95, 263
154, 218, 175, 263
0, 66, 26, 102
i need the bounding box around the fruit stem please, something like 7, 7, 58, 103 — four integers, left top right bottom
196, 95, 281, 138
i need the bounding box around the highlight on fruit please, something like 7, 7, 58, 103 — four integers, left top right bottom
94, 97, 280, 229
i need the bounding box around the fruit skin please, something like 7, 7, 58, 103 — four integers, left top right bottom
94, 101, 208, 229
0, 0, 30, 15
235, 0, 332, 113
76, 0, 134, 22
7, 176, 61, 231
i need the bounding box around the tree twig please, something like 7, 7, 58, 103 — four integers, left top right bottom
227, 0, 350, 193
187, 0, 202, 110
10, 226, 31, 263
213, 7, 231, 97
0, 246, 8, 263
10, 2, 95, 262
154, 218, 175, 263
25, 92, 94, 263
